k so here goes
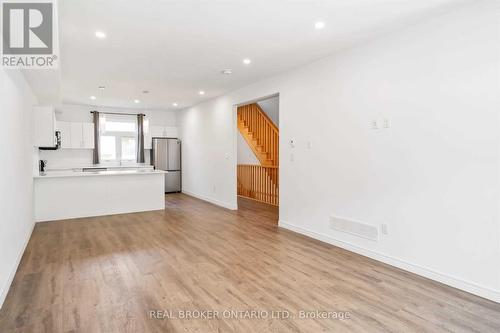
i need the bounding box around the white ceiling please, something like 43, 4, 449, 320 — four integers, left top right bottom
43, 0, 468, 110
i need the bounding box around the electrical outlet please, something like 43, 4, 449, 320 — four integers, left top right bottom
383, 118, 391, 128
371, 120, 379, 130
290, 153, 294, 162
381, 224, 388, 235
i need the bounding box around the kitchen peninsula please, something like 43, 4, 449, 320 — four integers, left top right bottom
34, 168, 166, 222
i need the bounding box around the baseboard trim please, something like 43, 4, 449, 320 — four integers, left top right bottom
0, 221, 35, 309
182, 190, 238, 210
279, 220, 500, 304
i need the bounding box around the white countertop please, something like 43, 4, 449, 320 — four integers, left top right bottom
45, 163, 154, 172
34, 169, 166, 179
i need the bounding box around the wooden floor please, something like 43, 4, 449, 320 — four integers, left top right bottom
1, 194, 499, 332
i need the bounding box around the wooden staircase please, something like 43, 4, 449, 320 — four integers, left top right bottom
237, 103, 278, 167
237, 103, 279, 206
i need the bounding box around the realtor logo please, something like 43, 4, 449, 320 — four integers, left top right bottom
1, 1, 58, 68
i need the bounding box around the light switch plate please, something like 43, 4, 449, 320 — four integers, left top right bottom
383, 119, 391, 128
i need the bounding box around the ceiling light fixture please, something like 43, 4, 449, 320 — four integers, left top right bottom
90, 96, 96, 100
95, 31, 106, 39
199, 91, 205, 95
314, 21, 325, 30
221, 69, 232, 75
243, 58, 251, 65
172, 102, 178, 107
98, 85, 105, 90
134, 99, 140, 103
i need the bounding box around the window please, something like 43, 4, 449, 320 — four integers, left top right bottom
105, 121, 136, 132
121, 137, 136, 160
99, 114, 138, 163
100, 136, 116, 161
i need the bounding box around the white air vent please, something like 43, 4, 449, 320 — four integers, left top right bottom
329, 215, 378, 241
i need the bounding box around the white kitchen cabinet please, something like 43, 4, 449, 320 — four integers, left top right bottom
70, 122, 82, 148
144, 133, 152, 150
57, 121, 95, 149
56, 121, 72, 149
150, 125, 165, 138
151, 125, 165, 138
144, 121, 152, 150
34, 106, 56, 147
149, 125, 178, 139
82, 123, 95, 149
164, 126, 178, 138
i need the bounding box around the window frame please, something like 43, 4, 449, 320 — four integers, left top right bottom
99, 115, 138, 163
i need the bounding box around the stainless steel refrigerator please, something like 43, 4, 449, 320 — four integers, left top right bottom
151, 138, 181, 193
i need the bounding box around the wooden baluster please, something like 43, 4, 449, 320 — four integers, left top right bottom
249, 167, 255, 197
259, 166, 262, 202
260, 167, 262, 203
267, 167, 269, 204
265, 167, 267, 203
273, 169, 277, 204
253, 165, 256, 200
267, 168, 270, 204
257, 165, 260, 201
256, 165, 258, 201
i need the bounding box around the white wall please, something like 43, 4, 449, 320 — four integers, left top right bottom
257, 96, 279, 126
39, 104, 177, 168
178, 97, 238, 209
237, 132, 260, 164
177, 0, 500, 302
0, 69, 38, 308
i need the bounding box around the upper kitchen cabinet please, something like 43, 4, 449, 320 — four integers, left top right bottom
82, 123, 95, 149
57, 121, 95, 149
150, 125, 165, 138
34, 106, 57, 147
144, 120, 152, 150
56, 121, 72, 149
165, 126, 178, 138
144, 125, 178, 149
149, 126, 178, 138
70, 122, 82, 148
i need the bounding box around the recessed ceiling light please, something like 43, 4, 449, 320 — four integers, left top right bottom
243, 58, 251, 65
142, 90, 149, 94
221, 69, 232, 75
172, 102, 178, 107
199, 91, 205, 95
134, 99, 140, 103
90, 95, 96, 100
98, 86, 105, 90
314, 21, 325, 30
95, 31, 106, 39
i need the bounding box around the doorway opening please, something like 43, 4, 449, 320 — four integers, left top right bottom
236, 95, 279, 222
